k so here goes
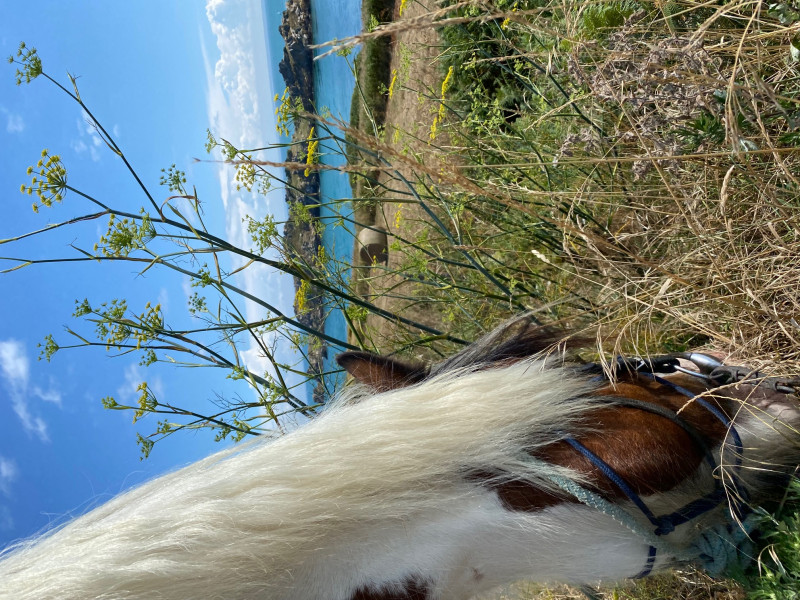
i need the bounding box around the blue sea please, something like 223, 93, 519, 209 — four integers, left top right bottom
264, 0, 363, 401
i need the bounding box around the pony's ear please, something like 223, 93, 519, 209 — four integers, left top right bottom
336, 351, 429, 391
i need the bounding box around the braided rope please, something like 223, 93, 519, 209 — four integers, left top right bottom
538, 466, 754, 578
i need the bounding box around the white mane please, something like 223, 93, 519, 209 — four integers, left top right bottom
0, 360, 600, 600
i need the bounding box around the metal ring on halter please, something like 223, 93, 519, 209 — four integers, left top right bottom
672, 365, 714, 381
676, 352, 724, 374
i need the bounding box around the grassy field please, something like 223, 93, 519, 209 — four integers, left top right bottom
335, 0, 800, 598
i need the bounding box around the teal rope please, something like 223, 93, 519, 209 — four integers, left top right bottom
544, 472, 692, 561
691, 512, 758, 577
519, 456, 754, 578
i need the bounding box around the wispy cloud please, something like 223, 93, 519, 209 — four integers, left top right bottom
0, 106, 24, 134
32, 386, 62, 407
157, 287, 170, 316
0, 341, 28, 385
9, 400, 48, 442
117, 364, 165, 405
7, 114, 24, 134
202, 0, 295, 378
0, 456, 18, 497
0, 339, 61, 442
71, 111, 103, 161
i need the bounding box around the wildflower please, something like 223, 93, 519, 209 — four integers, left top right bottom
430, 67, 454, 140
295, 279, 310, 314
304, 127, 318, 177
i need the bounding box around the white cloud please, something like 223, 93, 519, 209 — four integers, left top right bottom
0, 456, 18, 496
10, 399, 48, 443
0, 106, 24, 134
0, 339, 60, 443
202, 0, 296, 386
32, 386, 63, 407
71, 112, 103, 162
239, 326, 281, 382
117, 364, 165, 405
182, 275, 195, 307
71, 138, 87, 154
6, 113, 24, 134
157, 287, 170, 316
0, 340, 29, 385
204, 0, 264, 149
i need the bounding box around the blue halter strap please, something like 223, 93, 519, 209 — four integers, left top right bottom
567, 357, 748, 578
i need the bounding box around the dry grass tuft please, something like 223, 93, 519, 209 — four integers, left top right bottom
554, 4, 800, 369
345, 0, 800, 373
479, 568, 745, 600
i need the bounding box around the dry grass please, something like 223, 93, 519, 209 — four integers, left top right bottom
341, 0, 800, 374
479, 569, 745, 600
550, 5, 800, 369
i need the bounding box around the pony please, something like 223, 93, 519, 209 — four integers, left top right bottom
0, 315, 798, 600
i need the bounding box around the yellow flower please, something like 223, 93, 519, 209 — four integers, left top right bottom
295, 279, 310, 314
304, 127, 318, 177
431, 66, 455, 140
440, 66, 454, 96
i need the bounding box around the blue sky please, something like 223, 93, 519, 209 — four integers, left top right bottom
0, 0, 295, 548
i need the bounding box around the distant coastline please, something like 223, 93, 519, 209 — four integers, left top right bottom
276, 0, 395, 402
277, 0, 327, 403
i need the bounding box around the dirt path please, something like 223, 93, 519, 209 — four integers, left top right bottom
349, 0, 451, 354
